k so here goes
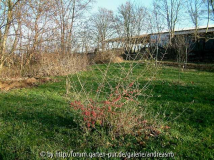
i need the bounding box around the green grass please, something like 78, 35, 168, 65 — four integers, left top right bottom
0, 63, 213, 159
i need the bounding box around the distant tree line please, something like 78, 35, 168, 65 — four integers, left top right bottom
0, 0, 213, 74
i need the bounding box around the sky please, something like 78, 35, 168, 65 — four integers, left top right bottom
91, 0, 153, 12
90, 0, 214, 30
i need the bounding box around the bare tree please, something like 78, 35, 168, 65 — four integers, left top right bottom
90, 8, 115, 51
0, 0, 22, 69
206, 0, 214, 15
54, 0, 94, 54
154, 0, 184, 45
76, 21, 94, 53
21, 0, 54, 65
187, 0, 204, 40
150, 2, 167, 65
151, 2, 165, 34
0, 0, 95, 78
116, 1, 148, 38
204, 0, 214, 32
115, 1, 149, 54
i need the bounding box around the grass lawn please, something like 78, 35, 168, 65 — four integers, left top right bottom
0, 63, 213, 159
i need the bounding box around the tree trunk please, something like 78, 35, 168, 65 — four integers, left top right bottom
0, 0, 13, 68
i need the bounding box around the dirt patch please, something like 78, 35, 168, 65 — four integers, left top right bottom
0, 77, 54, 91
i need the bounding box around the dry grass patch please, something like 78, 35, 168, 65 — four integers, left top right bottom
93, 49, 124, 64
0, 53, 90, 79
0, 77, 53, 91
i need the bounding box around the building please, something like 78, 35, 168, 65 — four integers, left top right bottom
104, 26, 214, 62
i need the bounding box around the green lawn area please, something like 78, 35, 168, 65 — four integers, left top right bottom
0, 63, 213, 159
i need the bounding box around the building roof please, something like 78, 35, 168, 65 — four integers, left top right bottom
151, 26, 214, 36
104, 26, 214, 43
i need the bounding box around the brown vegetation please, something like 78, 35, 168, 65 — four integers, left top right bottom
0, 0, 93, 80
0, 77, 54, 91
92, 50, 124, 64
0, 53, 89, 79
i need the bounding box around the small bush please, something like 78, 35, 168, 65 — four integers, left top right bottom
69, 60, 164, 146
93, 49, 124, 64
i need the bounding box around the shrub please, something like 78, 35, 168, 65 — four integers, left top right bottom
0, 53, 89, 79
92, 49, 124, 64
69, 60, 164, 145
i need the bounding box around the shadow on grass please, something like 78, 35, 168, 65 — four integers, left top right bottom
62, 71, 214, 130
143, 80, 214, 125
160, 62, 214, 73
0, 62, 213, 159
0, 92, 83, 159
0, 93, 78, 130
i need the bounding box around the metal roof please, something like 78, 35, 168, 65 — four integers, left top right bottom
104, 26, 214, 43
